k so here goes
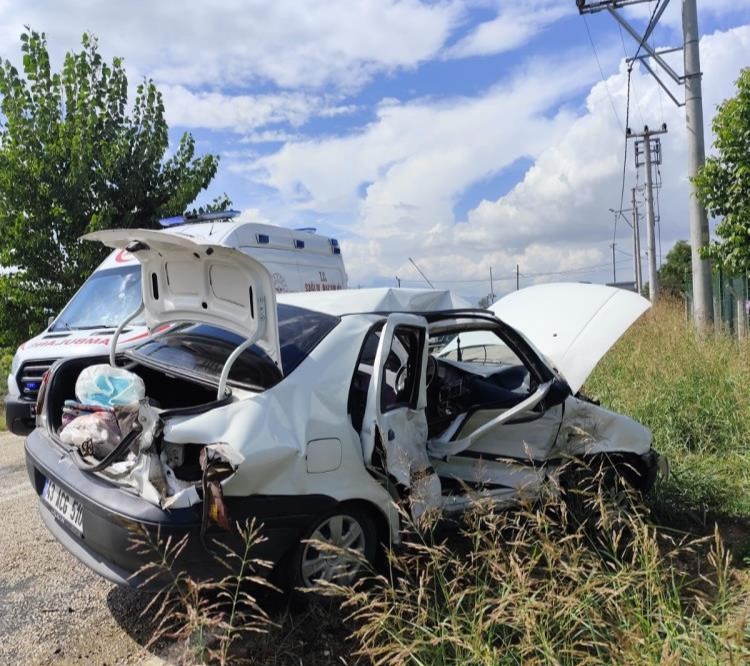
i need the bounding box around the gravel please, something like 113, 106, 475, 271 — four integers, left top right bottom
0, 432, 168, 665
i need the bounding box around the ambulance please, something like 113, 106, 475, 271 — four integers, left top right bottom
4, 211, 347, 435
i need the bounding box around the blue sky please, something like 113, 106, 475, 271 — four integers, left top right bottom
2, 0, 750, 301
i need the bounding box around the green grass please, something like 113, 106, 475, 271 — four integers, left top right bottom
585, 300, 750, 518
317, 303, 750, 665
319, 494, 750, 666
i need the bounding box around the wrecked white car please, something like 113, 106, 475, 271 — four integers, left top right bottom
25, 230, 663, 589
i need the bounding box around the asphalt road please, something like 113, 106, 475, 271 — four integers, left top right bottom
0, 431, 167, 665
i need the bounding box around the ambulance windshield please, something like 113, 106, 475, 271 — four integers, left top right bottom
51, 266, 145, 331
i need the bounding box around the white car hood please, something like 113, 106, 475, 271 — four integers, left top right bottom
491, 283, 650, 393
84, 229, 282, 369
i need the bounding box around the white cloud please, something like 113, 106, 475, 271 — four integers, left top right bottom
256, 51, 599, 228
445, 0, 571, 59
451, 24, 750, 292
252, 24, 750, 299
160, 86, 355, 132
0, 0, 461, 91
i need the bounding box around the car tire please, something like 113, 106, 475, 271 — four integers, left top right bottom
560, 454, 647, 525
284, 504, 379, 593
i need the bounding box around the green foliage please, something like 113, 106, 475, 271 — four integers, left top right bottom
0, 346, 11, 430
477, 293, 493, 309
0, 28, 220, 347
695, 67, 750, 272
657, 240, 691, 297
185, 193, 233, 219
585, 300, 750, 517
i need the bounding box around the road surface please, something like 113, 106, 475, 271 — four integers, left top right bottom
0, 431, 167, 665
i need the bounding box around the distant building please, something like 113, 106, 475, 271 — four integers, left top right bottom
606, 281, 638, 292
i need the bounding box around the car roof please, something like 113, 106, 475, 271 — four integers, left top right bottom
277, 287, 472, 316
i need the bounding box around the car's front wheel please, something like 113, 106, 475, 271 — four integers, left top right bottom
288, 505, 378, 591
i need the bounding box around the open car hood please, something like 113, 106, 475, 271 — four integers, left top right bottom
84, 229, 281, 370
490, 283, 650, 393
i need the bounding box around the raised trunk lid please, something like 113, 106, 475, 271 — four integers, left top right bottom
84, 229, 281, 370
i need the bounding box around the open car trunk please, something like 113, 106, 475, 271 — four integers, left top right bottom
45, 355, 237, 510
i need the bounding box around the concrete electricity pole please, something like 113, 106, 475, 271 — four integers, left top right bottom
575, 0, 714, 324
683, 0, 713, 332
631, 188, 642, 293
630, 124, 667, 302
610, 242, 617, 283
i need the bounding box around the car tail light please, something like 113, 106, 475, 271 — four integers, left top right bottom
35, 370, 50, 430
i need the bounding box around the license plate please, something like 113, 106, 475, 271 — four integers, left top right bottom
43, 479, 84, 536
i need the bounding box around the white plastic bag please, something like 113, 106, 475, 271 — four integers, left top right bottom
75, 364, 146, 408
60, 411, 121, 456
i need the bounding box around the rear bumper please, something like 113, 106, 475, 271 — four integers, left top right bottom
25, 428, 336, 588
5, 394, 35, 436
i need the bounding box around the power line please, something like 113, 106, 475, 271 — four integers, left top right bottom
615, 0, 664, 240
408, 257, 434, 288
520, 258, 631, 278
584, 15, 624, 132
618, 24, 645, 128
398, 256, 634, 286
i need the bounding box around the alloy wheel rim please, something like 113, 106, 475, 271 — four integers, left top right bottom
300, 514, 366, 588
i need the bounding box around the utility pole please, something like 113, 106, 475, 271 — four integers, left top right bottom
683, 0, 712, 332
610, 243, 617, 283
396, 276, 401, 287
516, 264, 520, 291
489, 266, 495, 301
630, 124, 667, 302
575, 0, 713, 324
631, 188, 642, 293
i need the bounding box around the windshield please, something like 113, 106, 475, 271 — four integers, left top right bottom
51, 266, 144, 331
128, 303, 339, 390
436, 329, 521, 365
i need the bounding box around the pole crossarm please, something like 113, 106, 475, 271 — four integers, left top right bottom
577, 0, 687, 106
576, 0, 652, 13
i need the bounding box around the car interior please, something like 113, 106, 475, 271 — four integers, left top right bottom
348, 319, 536, 442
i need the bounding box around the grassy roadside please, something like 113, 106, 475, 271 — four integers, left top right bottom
585, 300, 750, 521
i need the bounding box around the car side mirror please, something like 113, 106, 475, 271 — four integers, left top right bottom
542, 378, 571, 410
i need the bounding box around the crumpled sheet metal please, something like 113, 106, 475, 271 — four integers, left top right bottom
554, 397, 652, 458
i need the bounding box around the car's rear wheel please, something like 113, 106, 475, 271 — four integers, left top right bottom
288, 505, 378, 591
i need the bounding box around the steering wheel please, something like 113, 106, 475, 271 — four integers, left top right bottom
426, 354, 438, 387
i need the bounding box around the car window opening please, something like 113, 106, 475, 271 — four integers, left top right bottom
349, 320, 537, 443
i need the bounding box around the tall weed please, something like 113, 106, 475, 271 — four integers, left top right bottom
317, 489, 750, 665
585, 300, 750, 517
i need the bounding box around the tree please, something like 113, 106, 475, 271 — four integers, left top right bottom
694, 67, 750, 272
0, 29, 221, 346
478, 294, 494, 309
657, 240, 692, 297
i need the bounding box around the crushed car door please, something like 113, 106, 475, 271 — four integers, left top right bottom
360, 314, 441, 517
